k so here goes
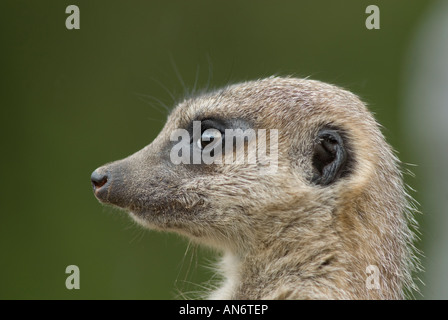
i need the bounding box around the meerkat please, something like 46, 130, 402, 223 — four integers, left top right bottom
91, 76, 420, 299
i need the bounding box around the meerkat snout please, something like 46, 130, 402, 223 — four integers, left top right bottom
91, 76, 420, 300
91, 169, 108, 195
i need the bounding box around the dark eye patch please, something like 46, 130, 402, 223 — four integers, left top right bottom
187, 117, 252, 142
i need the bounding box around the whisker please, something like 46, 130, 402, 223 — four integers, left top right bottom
192, 64, 200, 96
205, 53, 214, 92
150, 76, 177, 102
169, 53, 188, 96
135, 92, 172, 114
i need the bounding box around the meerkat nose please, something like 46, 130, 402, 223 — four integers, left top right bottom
91, 169, 109, 195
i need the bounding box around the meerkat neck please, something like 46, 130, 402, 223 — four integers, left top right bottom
209, 246, 348, 300
208, 204, 407, 300
208, 226, 351, 300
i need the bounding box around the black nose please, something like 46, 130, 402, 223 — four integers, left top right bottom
91, 170, 108, 193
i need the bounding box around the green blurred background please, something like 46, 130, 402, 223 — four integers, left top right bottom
1, 0, 445, 299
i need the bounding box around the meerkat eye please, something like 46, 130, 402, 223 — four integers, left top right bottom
197, 128, 222, 150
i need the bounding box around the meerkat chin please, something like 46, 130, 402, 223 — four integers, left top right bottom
91, 76, 420, 300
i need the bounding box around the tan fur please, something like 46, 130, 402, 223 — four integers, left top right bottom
92, 76, 421, 299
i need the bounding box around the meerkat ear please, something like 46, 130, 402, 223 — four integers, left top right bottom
311, 128, 348, 186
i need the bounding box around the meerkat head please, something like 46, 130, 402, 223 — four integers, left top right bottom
91, 76, 418, 299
